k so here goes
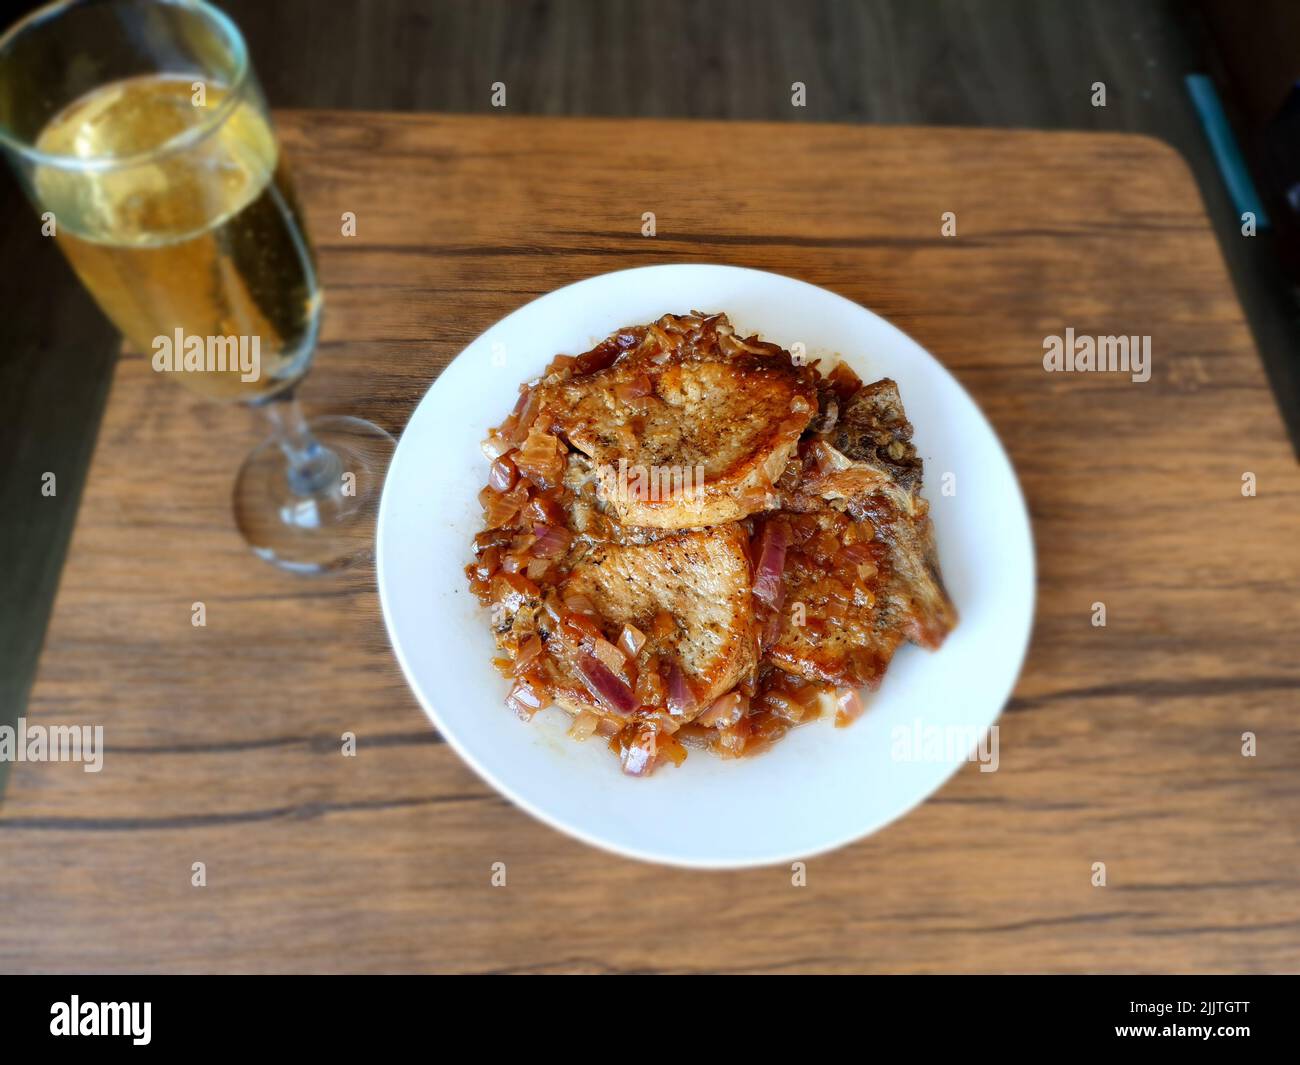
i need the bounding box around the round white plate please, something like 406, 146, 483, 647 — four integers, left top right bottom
377, 264, 1035, 868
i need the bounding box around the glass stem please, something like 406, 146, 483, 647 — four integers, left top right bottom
259, 389, 341, 496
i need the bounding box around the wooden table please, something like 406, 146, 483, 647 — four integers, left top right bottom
2, 113, 1297, 974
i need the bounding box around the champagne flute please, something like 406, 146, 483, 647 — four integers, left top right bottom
0, 0, 394, 572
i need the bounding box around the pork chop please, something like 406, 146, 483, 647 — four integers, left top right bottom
533, 312, 817, 528
767, 377, 956, 687
559, 524, 757, 719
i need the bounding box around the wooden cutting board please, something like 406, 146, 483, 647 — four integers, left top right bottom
3, 112, 1298, 974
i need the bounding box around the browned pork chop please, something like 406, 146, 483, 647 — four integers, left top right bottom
534, 313, 817, 528
832, 378, 956, 649
769, 377, 956, 687
559, 524, 758, 719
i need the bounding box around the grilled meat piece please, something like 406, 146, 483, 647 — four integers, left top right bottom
769, 377, 956, 686
833, 378, 956, 650
558, 524, 758, 721
534, 312, 817, 528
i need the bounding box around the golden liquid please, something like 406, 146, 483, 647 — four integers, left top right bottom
34, 75, 320, 401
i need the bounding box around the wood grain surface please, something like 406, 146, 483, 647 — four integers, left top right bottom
2, 112, 1297, 974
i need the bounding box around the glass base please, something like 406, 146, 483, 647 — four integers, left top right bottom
233, 415, 395, 574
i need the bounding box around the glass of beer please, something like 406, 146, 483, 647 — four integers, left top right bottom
0, 0, 393, 572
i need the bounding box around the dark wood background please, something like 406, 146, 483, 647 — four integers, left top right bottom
0, 2, 1295, 816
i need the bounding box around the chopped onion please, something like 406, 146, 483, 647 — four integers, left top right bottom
474, 528, 514, 552
568, 710, 600, 741
827, 361, 863, 400
492, 571, 540, 606
505, 387, 539, 445
481, 430, 511, 462
514, 427, 564, 489
634, 656, 666, 706
530, 522, 571, 559
639, 709, 681, 735
752, 520, 789, 608
478, 484, 520, 529
575, 653, 638, 716
506, 676, 548, 719
527, 493, 567, 526
837, 542, 874, 568
472, 546, 500, 582
665, 662, 698, 717
617, 623, 647, 659
716, 716, 751, 757
590, 635, 629, 679
656, 730, 688, 767
561, 591, 598, 617
834, 687, 865, 728
697, 690, 745, 728
618, 726, 656, 775
515, 635, 543, 670
561, 611, 605, 645
810, 440, 855, 475
488, 454, 518, 493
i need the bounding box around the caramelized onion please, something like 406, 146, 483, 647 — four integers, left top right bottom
753, 520, 789, 608
697, 690, 746, 728
656, 730, 688, 767
568, 710, 600, 740
827, 361, 863, 401
492, 571, 540, 602
527, 492, 567, 527
617, 623, 647, 659
472, 546, 500, 582
837, 542, 874, 568
716, 715, 751, 757
561, 591, 598, 617
834, 687, 865, 728
590, 635, 629, 679
617, 724, 657, 775
575, 653, 638, 716
515, 635, 543, 671
561, 610, 605, 645
530, 523, 571, 559
488, 454, 518, 493
666, 662, 698, 717
478, 485, 520, 529
506, 676, 549, 719
514, 427, 565, 489
505, 387, 540, 445
634, 655, 666, 706
481, 430, 511, 461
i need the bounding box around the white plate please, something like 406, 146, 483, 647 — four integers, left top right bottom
377, 264, 1034, 869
